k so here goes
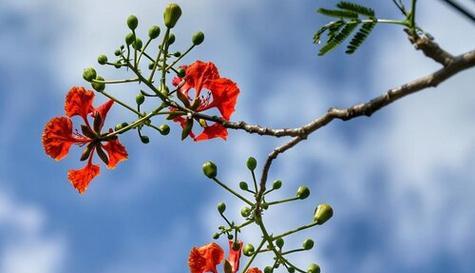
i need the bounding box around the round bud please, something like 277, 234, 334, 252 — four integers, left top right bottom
136, 93, 145, 105
239, 181, 249, 191
227, 234, 233, 240
202, 161, 217, 178
140, 135, 150, 144
173, 51, 181, 57
82, 67, 97, 82
133, 38, 143, 50
272, 180, 282, 190
97, 54, 108, 65
217, 202, 226, 214
115, 123, 123, 131
127, 15, 138, 30
159, 124, 170, 135
163, 3, 182, 28
212, 233, 220, 240
314, 204, 333, 225
91, 76, 105, 92
114, 49, 121, 56
120, 45, 125, 50
167, 33, 176, 45
296, 186, 310, 199
114, 62, 122, 69
148, 25, 161, 39
240, 206, 251, 218
177, 68, 186, 78
261, 203, 269, 210
192, 31, 205, 45
243, 244, 255, 256
302, 239, 314, 250
125, 33, 135, 45
275, 238, 284, 248
148, 63, 155, 70
288, 267, 295, 273
307, 264, 320, 273
246, 157, 257, 171
264, 266, 273, 273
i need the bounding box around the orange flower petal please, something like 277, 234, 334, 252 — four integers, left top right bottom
94, 99, 114, 130
183, 61, 220, 95
65, 86, 95, 121
188, 242, 224, 273
102, 139, 128, 169
67, 162, 100, 194
42, 116, 84, 160
227, 240, 243, 273
246, 268, 263, 273
194, 123, 228, 142
206, 78, 240, 120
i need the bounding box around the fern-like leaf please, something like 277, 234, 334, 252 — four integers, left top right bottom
345, 21, 376, 54
336, 1, 375, 17
317, 8, 358, 19
319, 22, 358, 56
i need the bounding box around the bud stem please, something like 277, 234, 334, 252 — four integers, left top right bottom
273, 221, 319, 241
211, 178, 253, 206
148, 28, 170, 83
266, 196, 300, 206
91, 78, 140, 85
240, 238, 266, 273
165, 44, 195, 71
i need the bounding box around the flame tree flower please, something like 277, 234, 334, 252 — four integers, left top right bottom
188, 240, 243, 273
246, 268, 262, 273
42, 86, 128, 194
171, 61, 240, 141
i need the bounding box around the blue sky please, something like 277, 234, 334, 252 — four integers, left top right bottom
0, 1, 475, 273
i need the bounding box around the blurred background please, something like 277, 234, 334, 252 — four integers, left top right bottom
0, 0, 474, 273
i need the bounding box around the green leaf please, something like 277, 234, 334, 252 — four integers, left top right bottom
317, 8, 358, 19
336, 1, 375, 17
345, 21, 376, 54
319, 22, 358, 56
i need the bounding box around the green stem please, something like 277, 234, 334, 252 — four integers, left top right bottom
148, 28, 169, 82
98, 90, 141, 115
212, 178, 254, 206
102, 109, 158, 139
281, 248, 306, 256
165, 44, 195, 71
92, 78, 139, 85
266, 196, 300, 206
241, 239, 266, 273
137, 38, 152, 65
273, 222, 319, 240
251, 170, 258, 192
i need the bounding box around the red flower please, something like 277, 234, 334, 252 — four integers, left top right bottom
42, 86, 128, 194
246, 268, 263, 273
172, 61, 240, 141
188, 240, 243, 273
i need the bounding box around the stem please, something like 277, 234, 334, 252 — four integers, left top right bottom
102, 109, 158, 138
165, 44, 195, 71
281, 248, 306, 256
137, 38, 152, 65
212, 178, 254, 206
274, 222, 319, 240
149, 28, 169, 82
241, 239, 266, 273
265, 196, 300, 206
92, 78, 139, 85
251, 170, 258, 193
98, 90, 141, 115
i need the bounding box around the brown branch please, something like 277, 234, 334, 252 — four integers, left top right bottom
406, 29, 455, 66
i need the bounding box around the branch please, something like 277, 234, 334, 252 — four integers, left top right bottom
405, 29, 455, 66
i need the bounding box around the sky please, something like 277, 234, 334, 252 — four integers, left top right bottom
0, 1, 474, 273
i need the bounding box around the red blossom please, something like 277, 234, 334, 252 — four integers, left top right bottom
188, 243, 225, 273
246, 268, 263, 273
228, 240, 243, 273
42, 86, 128, 194
171, 61, 240, 141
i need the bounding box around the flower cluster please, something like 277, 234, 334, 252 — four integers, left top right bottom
42, 87, 128, 194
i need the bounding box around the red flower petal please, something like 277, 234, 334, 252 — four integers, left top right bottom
227, 240, 243, 273
194, 123, 228, 142
67, 162, 100, 194
246, 268, 263, 273
42, 117, 87, 160
188, 243, 224, 273
94, 99, 114, 130
205, 78, 240, 120
102, 139, 128, 169
183, 61, 220, 96
65, 86, 95, 122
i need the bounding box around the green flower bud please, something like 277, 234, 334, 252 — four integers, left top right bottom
148, 62, 155, 70
115, 122, 129, 131
217, 202, 226, 214
173, 51, 181, 57
159, 124, 170, 135
239, 181, 249, 191
127, 15, 138, 30
275, 237, 284, 248
202, 161, 217, 178
91, 76, 105, 92
177, 68, 186, 78
296, 186, 310, 199
148, 25, 161, 39
302, 239, 314, 250
120, 45, 125, 50
288, 267, 295, 273
133, 38, 143, 50
114, 49, 122, 56
114, 62, 122, 69
227, 234, 233, 240
212, 233, 220, 240
82, 67, 97, 82
125, 33, 135, 45
240, 206, 251, 218
163, 3, 182, 28
246, 157, 257, 171
261, 202, 269, 210
136, 93, 145, 105
272, 180, 282, 190
264, 266, 273, 273
140, 135, 150, 144
97, 54, 108, 65
314, 204, 333, 225
192, 31, 205, 45
307, 264, 320, 273
243, 243, 255, 256
167, 33, 176, 45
